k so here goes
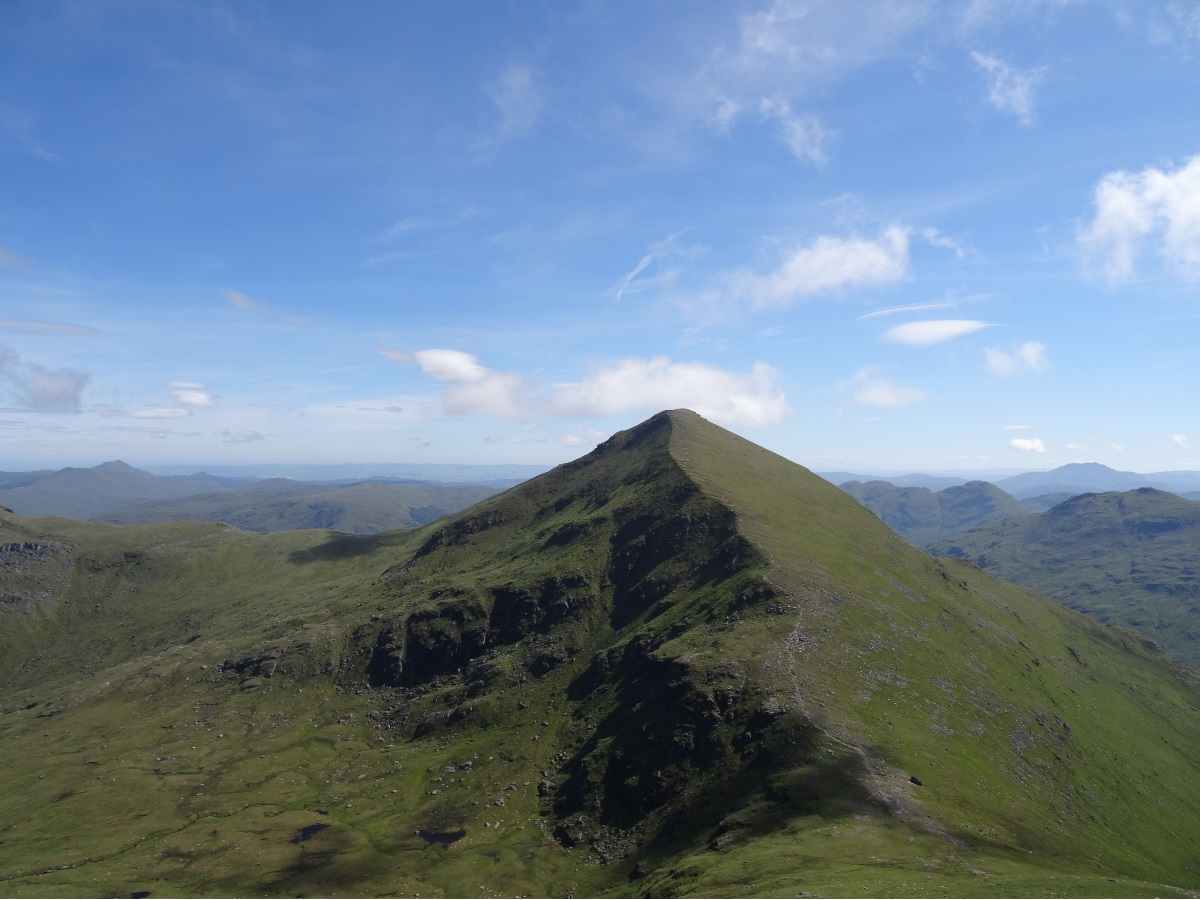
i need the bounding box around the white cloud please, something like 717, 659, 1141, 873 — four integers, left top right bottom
169, 390, 217, 408
759, 98, 832, 164
382, 348, 525, 418
883, 319, 991, 346
1079, 154, 1200, 282
1171, 433, 1191, 449
985, 341, 1048, 377
729, 226, 910, 308
226, 289, 307, 327
167, 380, 206, 389
1010, 437, 1046, 453
414, 349, 490, 383
971, 51, 1045, 126
844, 367, 928, 408
1005, 424, 1034, 430
1066, 441, 1088, 451
549, 357, 789, 426
384, 347, 789, 427
442, 371, 526, 418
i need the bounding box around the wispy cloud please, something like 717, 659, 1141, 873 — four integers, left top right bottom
485, 62, 544, 141
128, 407, 191, 420
0, 317, 100, 336
0, 346, 89, 414
224, 430, 265, 443
759, 98, 832, 164
226, 289, 308, 327
985, 341, 1048, 376
728, 226, 910, 308
379, 217, 431, 242
1079, 154, 1200, 282
859, 302, 956, 320
1171, 433, 1191, 449
883, 319, 991, 346
613, 230, 691, 301
1004, 424, 1034, 430
0, 246, 31, 269
844, 367, 928, 408
971, 51, 1046, 126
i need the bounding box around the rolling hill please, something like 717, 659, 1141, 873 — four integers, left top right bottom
839, 479, 1031, 546
2, 411, 1199, 898
96, 479, 497, 534
932, 487, 1200, 670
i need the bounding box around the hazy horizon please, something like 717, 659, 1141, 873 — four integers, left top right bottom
3, 2, 1199, 472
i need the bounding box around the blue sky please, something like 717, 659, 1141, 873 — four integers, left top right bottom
2, 0, 1199, 473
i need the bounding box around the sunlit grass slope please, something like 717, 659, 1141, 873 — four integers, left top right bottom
1, 410, 1198, 898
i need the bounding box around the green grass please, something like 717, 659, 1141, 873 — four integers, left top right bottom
2, 410, 1199, 897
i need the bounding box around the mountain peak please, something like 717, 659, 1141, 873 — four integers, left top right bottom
92, 460, 144, 474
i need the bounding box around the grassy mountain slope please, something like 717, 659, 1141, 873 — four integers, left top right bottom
0, 461, 248, 520
96, 479, 497, 534
1, 412, 1199, 898
839, 479, 1030, 546
933, 488, 1200, 669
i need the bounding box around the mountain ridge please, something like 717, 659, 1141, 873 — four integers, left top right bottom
1, 410, 1199, 897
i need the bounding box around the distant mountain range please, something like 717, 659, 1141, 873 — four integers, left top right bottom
143, 461, 548, 487
0, 460, 499, 532
0, 460, 252, 520
824, 462, 1200, 500
932, 488, 1200, 669
838, 479, 1031, 546
97, 478, 497, 534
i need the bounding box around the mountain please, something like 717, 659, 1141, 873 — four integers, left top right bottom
144, 461, 549, 488
993, 462, 1197, 500
932, 487, 1200, 671
819, 471, 967, 490
2, 411, 1200, 897
0, 460, 251, 520
96, 479, 498, 534
839, 479, 1031, 546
